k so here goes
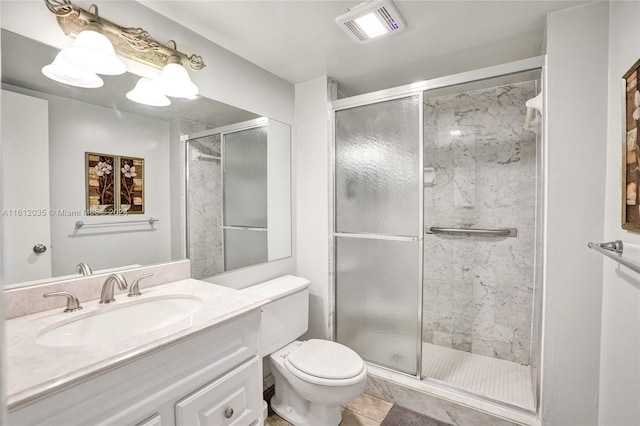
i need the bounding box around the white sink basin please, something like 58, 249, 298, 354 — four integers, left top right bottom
37, 296, 202, 347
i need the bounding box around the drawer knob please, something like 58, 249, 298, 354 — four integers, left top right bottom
224, 407, 234, 419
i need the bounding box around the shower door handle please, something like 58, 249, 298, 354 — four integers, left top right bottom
334, 232, 419, 241
427, 227, 517, 237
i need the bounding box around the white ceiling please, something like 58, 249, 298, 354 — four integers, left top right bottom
140, 0, 587, 96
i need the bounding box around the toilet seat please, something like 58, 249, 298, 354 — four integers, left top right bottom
283, 339, 366, 386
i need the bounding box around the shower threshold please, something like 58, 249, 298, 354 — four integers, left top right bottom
422, 343, 535, 412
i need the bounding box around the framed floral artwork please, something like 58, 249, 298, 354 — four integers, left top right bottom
623, 59, 640, 230
86, 152, 116, 215
119, 156, 144, 214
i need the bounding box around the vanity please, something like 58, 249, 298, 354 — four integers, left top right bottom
5, 274, 269, 426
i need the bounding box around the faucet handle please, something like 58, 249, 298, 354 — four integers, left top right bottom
43, 291, 83, 313
128, 273, 153, 297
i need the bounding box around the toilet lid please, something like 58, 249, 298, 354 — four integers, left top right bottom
286, 339, 364, 380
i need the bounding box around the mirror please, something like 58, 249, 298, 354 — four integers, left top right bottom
185, 118, 291, 279
0, 30, 292, 288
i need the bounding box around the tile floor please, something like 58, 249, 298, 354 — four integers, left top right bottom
422, 343, 535, 411
265, 393, 393, 426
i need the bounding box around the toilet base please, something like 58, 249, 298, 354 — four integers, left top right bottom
270, 365, 342, 426
271, 392, 341, 426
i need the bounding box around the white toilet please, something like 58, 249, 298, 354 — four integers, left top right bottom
242, 275, 367, 426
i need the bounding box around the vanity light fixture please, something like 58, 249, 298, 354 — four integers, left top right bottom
43, 0, 204, 98
335, 0, 407, 44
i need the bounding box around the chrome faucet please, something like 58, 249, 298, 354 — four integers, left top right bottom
99, 273, 128, 304
128, 273, 153, 297
75, 262, 93, 276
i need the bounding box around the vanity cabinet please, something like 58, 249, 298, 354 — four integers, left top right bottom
8, 311, 263, 426
175, 358, 261, 425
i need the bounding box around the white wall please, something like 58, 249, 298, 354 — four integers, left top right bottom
542, 2, 609, 424
599, 2, 640, 424
295, 77, 334, 339
169, 119, 185, 262
267, 119, 292, 261
0, 0, 296, 288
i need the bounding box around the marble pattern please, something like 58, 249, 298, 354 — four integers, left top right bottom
345, 392, 394, 422
365, 375, 525, 426
4, 277, 268, 408
423, 81, 538, 365
3, 260, 191, 319
187, 133, 223, 278
365, 364, 540, 426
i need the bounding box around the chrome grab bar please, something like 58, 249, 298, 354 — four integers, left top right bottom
75, 217, 159, 229
588, 240, 640, 275
426, 227, 517, 238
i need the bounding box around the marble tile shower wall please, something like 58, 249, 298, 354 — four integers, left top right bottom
422, 82, 537, 365
183, 120, 223, 279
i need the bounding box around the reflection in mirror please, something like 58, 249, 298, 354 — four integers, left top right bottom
185, 118, 291, 279
0, 30, 292, 288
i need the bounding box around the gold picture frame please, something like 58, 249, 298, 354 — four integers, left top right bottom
86, 152, 145, 215
118, 156, 144, 214
622, 59, 640, 231
86, 152, 116, 215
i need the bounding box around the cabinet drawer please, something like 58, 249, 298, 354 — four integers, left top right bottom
176, 357, 261, 426
136, 413, 162, 426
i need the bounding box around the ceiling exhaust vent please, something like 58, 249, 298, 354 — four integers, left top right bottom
336, 0, 407, 44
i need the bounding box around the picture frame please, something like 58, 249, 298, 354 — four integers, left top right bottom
622, 59, 640, 231
85, 152, 145, 215
86, 152, 116, 215
118, 155, 145, 214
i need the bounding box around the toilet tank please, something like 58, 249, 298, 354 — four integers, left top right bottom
241, 275, 309, 356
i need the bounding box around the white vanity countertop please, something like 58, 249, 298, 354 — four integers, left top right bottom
5, 278, 268, 409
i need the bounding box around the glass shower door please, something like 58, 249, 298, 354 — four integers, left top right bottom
222, 125, 268, 270
334, 95, 422, 376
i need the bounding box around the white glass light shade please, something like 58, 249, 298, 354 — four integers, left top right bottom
59, 30, 126, 76
156, 62, 198, 98
42, 52, 104, 88
126, 77, 171, 107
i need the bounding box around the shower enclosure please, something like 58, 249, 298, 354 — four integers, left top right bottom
185, 118, 269, 278
332, 58, 544, 413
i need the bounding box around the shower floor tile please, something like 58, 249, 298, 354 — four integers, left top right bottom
422, 342, 535, 411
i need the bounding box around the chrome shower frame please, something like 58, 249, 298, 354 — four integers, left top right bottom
328, 55, 546, 393
182, 117, 268, 276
